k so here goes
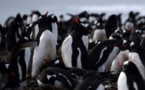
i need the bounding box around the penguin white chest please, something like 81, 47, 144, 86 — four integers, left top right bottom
117, 72, 128, 90
82, 35, 88, 50
31, 30, 57, 78
61, 35, 73, 68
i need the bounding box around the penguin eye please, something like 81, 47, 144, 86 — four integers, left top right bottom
54, 60, 60, 64
97, 22, 100, 26
135, 30, 141, 33
130, 42, 135, 47
123, 40, 127, 44
123, 61, 130, 65
123, 30, 126, 33
24, 37, 29, 40
81, 23, 88, 27
38, 16, 42, 20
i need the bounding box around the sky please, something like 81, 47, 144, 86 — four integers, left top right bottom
0, 0, 145, 24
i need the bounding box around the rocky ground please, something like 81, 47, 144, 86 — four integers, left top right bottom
0, 50, 119, 90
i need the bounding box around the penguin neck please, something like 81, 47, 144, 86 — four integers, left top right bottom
71, 29, 83, 40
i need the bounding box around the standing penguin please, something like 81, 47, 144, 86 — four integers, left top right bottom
124, 11, 136, 30
61, 17, 92, 70
5, 13, 24, 51
117, 61, 145, 90
89, 39, 120, 72
105, 14, 118, 38
31, 12, 57, 78
92, 17, 107, 43
128, 52, 145, 80
4, 32, 36, 89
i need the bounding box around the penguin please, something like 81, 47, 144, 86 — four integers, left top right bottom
61, 16, 92, 70
128, 52, 145, 80
37, 67, 76, 90
4, 32, 36, 89
31, 12, 57, 78
129, 29, 142, 44
124, 20, 134, 31
66, 14, 91, 50
110, 50, 129, 74
23, 11, 41, 40
124, 11, 136, 30
74, 71, 105, 90
43, 56, 66, 70
26, 15, 32, 25
105, 14, 118, 38
29, 12, 48, 40
117, 61, 145, 90
67, 67, 88, 79
30, 12, 58, 42
24, 10, 41, 26
47, 14, 59, 43
109, 27, 122, 41
136, 16, 145, 31
129, 41, 145, 67
31, 10, 41, 23
90, 14, 107, 43
5, 13, 24, 51
92, 18, 107, 43
122, 29, 132, 40
89, 39, 120, 72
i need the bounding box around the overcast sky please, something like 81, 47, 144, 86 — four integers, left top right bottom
0, 0, 145, 24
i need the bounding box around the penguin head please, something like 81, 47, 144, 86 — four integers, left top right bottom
37, 11, 49, 30
109, 27, 123, 41
46, 71, 56, 84
72, 17, 93, 35
48, 14, 58, 23
119, 39, 131, 50
96, 17, 105, 29
122, 29, 132, 40
31, 10, 41, 17
105, 14, 118, 38
122, 61, 138, 74
15, 13, 22, 24
77, 11, 89, 19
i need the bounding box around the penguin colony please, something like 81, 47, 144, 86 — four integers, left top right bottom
0, 10, 145, 90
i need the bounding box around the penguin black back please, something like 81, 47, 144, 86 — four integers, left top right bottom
105, 14, 118, 38
89, 39, 119, 70
123, 61, 145, 90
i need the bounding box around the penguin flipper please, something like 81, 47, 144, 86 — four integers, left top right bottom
16, 41, 37, 51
